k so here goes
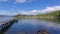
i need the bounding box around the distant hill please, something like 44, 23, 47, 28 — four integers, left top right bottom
14, 10, 60, 18
36, 10, 60, 18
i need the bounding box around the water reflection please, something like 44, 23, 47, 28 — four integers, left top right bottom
0, 18, 60, 34
37, 18, 60, 29
0, 20, 16, 34
37, 18, 60, 23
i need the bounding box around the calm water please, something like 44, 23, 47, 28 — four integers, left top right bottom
0, 18, 60, 34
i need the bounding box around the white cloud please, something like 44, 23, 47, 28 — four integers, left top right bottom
19, 10, 40, 15
0, 10, 22, 15
41, 6, 60, 13
0, 0, 36, 3
0, 10, 18, 15
15, 0, 36, 3
16, 0, 26, 3
0, 0, 8, 2
0, 10, 10, 15
19, 6, 60, 15
0, 6, 60, 15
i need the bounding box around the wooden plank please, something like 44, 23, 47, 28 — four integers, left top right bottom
0, 18, 16, 26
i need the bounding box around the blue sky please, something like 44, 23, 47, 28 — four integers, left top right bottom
0, 0, 60, 15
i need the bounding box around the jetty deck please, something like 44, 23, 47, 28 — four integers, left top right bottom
0, 18, 17, 29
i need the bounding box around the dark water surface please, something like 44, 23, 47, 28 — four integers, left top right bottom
0, 18, 60, 34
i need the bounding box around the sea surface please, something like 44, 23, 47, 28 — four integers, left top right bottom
0, 17, 60, 34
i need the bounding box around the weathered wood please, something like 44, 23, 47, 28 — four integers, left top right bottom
0, 19, 17, 34
0, 19, 18, 29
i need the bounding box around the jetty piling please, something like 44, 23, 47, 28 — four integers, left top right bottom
0, 19, 18, 29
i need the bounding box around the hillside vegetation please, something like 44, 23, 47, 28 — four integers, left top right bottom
14, 10, 60, 18
36, 10, 60, 18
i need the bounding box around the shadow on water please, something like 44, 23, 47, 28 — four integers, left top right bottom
37, 18, 60, 24
0, 20, 18, 34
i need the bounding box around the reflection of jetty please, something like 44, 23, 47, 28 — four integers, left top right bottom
37, 28, 49, 34
0, 18, 18, 34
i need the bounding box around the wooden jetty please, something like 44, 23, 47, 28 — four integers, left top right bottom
0, 18, 18, 34
0, 18, 18, 29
